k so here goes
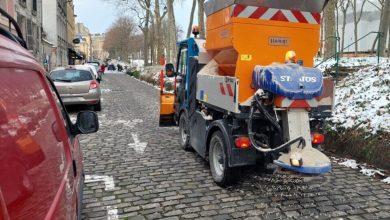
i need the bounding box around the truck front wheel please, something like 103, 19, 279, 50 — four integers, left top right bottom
209, 131, 237, 186
179, 113, 191, 150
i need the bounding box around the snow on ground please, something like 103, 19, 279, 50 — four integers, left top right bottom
315, 57, 388, 72
133, 65, 175, 92
328, 59, 390, 134
332, 157, 388, 183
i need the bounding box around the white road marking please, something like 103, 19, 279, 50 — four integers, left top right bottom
85, 175, 115, 191
85, 175, 118, 219
128, 133, 148, 154
107, 206, 119, 220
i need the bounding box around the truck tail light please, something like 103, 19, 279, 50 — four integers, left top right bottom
311, 132, 325, 145
235, 137, 251, 149
89, 80, 98, 90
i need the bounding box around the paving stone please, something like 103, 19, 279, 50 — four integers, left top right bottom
81, 74, 390, 219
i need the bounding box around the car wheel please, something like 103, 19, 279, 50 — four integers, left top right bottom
209, 131, 237, 186
179, 113, 191, 150
94, 101, 102, 111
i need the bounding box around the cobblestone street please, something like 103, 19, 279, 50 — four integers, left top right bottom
79, 73, 390, 220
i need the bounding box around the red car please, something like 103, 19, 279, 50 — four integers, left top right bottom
0, 9, 98, 219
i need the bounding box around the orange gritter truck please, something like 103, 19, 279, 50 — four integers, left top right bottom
159, 0, 335, 186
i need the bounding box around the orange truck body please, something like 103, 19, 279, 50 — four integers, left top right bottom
205, 5, 321, 104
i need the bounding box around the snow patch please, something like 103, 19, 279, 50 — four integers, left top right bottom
360, 168, 384, 177
383, 177, 390, 184
315, 57, 388, 72
338, 159, 359, 169
101, 89, 112, 93
327, 59, 390, 134
334, 157, 388, 184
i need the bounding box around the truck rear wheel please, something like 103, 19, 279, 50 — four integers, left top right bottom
179, 113, 191, 150
209, 131, 236, 186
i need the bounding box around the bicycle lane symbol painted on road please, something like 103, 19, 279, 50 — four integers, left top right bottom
84, 175, 118, 220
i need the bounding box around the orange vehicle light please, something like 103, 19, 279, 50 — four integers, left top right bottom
312, 133, 325, 144
235, 137, 251, 149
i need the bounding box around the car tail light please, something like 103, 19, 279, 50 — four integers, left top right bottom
89, 80, 98, 90
235, 137, 251, 149
312, 132, 325, 145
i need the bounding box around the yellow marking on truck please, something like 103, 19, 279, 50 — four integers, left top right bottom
241, 54, 252, 61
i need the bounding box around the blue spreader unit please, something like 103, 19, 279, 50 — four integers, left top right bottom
273, 160, 332, 174
252, 63, 323, 100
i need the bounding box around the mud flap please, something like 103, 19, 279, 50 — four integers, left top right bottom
273, 108, 331, 174
159, 93, 176, 127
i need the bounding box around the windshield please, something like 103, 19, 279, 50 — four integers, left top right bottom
50, 69, 93, 82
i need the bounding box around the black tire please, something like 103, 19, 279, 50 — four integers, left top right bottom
209, 131, 237, 186
94, 101, 102, 111
179, 113, 191, 150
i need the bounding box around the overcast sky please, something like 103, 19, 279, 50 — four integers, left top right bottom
74, 0, 197, 40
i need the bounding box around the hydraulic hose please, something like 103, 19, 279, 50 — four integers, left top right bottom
248, 94, 300, 153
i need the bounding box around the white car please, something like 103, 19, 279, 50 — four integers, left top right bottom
84, 64, 101, 82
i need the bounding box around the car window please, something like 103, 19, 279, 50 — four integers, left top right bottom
50, 69, 93, 82
178, 48, 188, 77
47, 78, 71, 134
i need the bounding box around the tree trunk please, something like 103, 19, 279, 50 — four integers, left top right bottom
167, 0, 177, 63
320, 15, 324, 56
197, 0, 205, 38
143, 3, 151, 66
353, 0, 358, 55
323, 0, 336, 59
154, 0, 164, 64
378, 0, 390, 56
341, 9, 347, 56
388, 27, 390, 57
150, 17, 155, 64
352, 0, 367, 55
187, 0, 197, 38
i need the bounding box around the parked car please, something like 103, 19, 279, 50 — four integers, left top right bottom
107, 64, 116, 71
84, 63, 101, 82
0, 8, 99, 219
86, 61, 100, 71
50, 66, 102, 111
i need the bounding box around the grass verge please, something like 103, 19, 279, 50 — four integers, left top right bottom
324, 128, 390, 171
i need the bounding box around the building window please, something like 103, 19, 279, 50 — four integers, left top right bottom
19, 0, 26, 7
32, 0, 37, 12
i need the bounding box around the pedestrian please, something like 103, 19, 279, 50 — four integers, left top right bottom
100, 63, 105, 75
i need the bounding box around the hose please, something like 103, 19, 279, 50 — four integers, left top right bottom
248, 94, 297, 153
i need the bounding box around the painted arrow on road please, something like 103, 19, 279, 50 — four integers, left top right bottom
128, 133, 148, 154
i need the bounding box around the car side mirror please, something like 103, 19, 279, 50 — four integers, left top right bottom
165, 63, 176, 78
74, 111, 99, 135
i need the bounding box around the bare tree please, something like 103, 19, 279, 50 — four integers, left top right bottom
103, 16, 136, 60
378, 0, 389, 56
323, 0, 337, 58
187, 0, 197, 38
337, 0, 351, 56
166, 0, 177, 63
197, 0, 205, 38
366, 0, 385, 53
351, 0, 367, 55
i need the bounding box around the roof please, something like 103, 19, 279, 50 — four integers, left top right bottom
52, 65, 92, 72
204, 0, 328, 16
